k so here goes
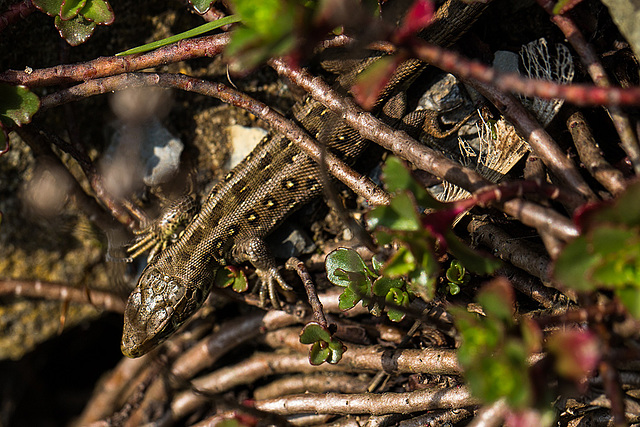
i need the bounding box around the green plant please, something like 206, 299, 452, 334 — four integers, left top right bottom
554, 180, 640, 317
32, 0, 114, 46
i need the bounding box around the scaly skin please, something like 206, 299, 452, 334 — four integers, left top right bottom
121, 0, 490, 358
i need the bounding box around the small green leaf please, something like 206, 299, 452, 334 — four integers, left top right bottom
383, 246, 415, 277
0, 84, 40, 127
300, 322, 332, 344
309, 341, 330, 365
338, 287, 360, 310
553, 234, 599, 291
117, 15, 240, 56
448, 283, 460, 295
60, 0, 86, 20
445, 231, 500, 275
325, 248, 371, 287
81, 0, 114, 25
190, 0, 215, 14
371, 255, 384, 274
367, 192, 420, 231
55, 14, 95, 45
616, 287, 640, 318
382, 156, 442, 209
372, 276, 404, 297
32, 0, 63, 16
214, 266, 247, 292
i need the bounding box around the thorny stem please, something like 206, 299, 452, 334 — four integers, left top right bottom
39, 72, 390, 206
535, 0, 640, 175
0, 279, 126, 313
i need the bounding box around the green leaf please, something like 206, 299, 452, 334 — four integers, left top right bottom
300, 322, 332, 344
0, 84, 40, 127
553, 234, 599, 291
81, 0, 114, 25
32, 0, 63, 16
445, 231, 500, 275
60, 0, 86, 20
367, 192, 420, 231
325, 248, 371, 287
371, 255, 384, 274
352, 55, 400, 111
382, 156, 442, 209
448, 283, 460, 295
382, 246, 415, 277
309, 341, 330, 365
372, 276, 404, 297
190, 0, 215, 14
327, 339, 346, 364
214, 266, 247, 292
338, 287, 360, 310
117, 15, 241, 56
617, 287, 640, 318
55, 14, 95, 45
408, 266, 436, 301
231, 0, 290, 36
477, 279, 515, 324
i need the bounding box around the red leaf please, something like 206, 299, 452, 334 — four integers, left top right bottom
394, 0, 435, 43
351, 55, 403, 110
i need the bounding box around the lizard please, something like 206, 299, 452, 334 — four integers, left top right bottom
121, 0, 490, 358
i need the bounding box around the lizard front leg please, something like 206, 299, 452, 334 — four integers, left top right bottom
232, 237, 293, 308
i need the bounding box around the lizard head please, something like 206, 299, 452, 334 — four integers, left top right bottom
121, 266, 209, 358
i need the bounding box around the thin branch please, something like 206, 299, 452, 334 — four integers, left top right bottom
0, 34, 230, 87
464, 76, 596, 204
567, 111, 627, 196
467, 218, 551, 281
535, 0, 640, 175
0, 0, 34, 33
407, 38, 640, 107
286, 257, 327, 326
253, 373, 369, 400
253, 386, 478, 416
40, 72, 390, 206
268, 58, 580, 242
0, 279, 126, 313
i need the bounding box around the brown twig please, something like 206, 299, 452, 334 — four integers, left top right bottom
77, 355, 151, 424
39, 72, 391, 206
567, 111, 627, 196
0, 0, 34, 33
463, 77, 596, 204
253, 386, 478, 415
535, 0, 640, 175
286, 257, 327, 326
467, 218, 551, 281
253, 373, 369, 400
268, 58, 580, 242
397, 408, 474, 427
0, 34, 230, 87
0, 279, 126, 313
406, 38, 640, 107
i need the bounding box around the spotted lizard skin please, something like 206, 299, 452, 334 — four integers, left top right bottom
121, 0, 490, 358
